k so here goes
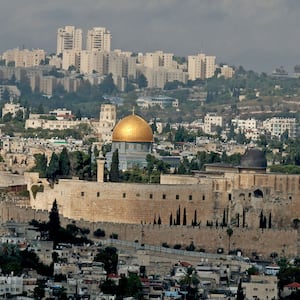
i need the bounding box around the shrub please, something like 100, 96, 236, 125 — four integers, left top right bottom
186, 241, 195, 251
173, 244, 182, 249
110, 233, 118, 239
162, 242, 169, 248
31, 185, 44, 199
94, 228, 106, 237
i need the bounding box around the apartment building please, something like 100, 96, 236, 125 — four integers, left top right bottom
219, 64, 235, 79
62, 49, 81, 71
204, 113, 223, 134
2, 48, 46, 68
263, 117, 297, 139
57, 26, 82, 54
86, 27, 111, 52
232, 118, 257, 132
188, 53, 216, 80
242, 275, 278, 300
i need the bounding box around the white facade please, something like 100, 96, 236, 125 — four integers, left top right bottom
0, 276, 23, 297
188, 53, 216, 80
263, 117, 297, 139
86, 27, 111, 52
220, 65, 235, 78
62, 50, 81, 71
57, 26, 82, 54
2, 102, 25, 118
232, 118, 257, 132
97, 104, 116, 143
204, 113, 223, 134
243, 275, 278, 300
2, 48, 46, 68
137, 95, 179, 109
25, 114, 90, 130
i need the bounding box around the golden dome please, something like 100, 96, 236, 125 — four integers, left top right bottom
112, 113, 153, 142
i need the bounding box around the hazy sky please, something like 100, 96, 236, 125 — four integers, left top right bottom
1, 0, 300, 72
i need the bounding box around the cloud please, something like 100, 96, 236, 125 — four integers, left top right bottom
0, 0, 300, 71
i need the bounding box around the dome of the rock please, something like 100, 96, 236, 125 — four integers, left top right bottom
112, 114, 153, 142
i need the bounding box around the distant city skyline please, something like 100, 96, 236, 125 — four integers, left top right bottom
1, 0, 300, 73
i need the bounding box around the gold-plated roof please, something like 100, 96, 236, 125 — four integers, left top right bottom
112, 114, 153, 142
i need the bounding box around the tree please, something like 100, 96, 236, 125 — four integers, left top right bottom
179, 266, 200, 300
94, 246, 118, 275
183, 208, 187, 225
59, 147, 70, 177
31, 153, 47, 177
236, 279, 245, 300
48, 199, 61, 246
99, 73, 117, 94
136, 73, 148, 89
109, 149, 120, 182
100, 279, 117, 295
226, 227, 233, 253
47, 152, 59, 181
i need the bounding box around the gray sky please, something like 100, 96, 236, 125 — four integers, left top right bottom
1, 0, 300, 72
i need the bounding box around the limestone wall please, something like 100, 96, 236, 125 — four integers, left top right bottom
0, 202, 297, 259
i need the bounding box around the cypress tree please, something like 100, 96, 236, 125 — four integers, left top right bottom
109, 149, 119, 182
259, 211, 265, 228
47, 152, 59, 181
48, 199, 61, 247
59, 147, 70, 177
158, 215, 161, 225
169, 213, 173, 226
268, 212, 272, 228
193, 209, 197, 226
183, 208, 187, 226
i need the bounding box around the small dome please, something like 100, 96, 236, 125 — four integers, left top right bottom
112, 113, 153, 142
240, 148, 267, 169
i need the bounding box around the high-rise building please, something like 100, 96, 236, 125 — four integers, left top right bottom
57, 26, 82, 55
188, 53, 216, 80
86, 27, 111, 52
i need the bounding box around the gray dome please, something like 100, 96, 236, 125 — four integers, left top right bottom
240, 149, 267, 169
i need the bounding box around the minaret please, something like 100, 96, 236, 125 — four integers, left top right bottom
97, 152, 106, 183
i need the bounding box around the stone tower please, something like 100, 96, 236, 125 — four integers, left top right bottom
98, 104, 116, 143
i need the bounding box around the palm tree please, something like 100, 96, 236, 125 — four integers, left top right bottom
179, 266, 200, 299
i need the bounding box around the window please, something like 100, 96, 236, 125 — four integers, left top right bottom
97, 192, 100, 197
81, 192, 84, 197
189, 195, 192, 200
162, 194, 166, 199
176, 195, 179, 200
202, 195, 205, 200
228, 193, 232, 201
123, 193, 126, 198
149, 194, 153, 199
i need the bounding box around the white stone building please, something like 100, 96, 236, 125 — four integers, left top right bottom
86, 27, 111, 52
57, 26, 82, 55
263, 117, 297, 139
204, 113, 223, 134
188, 53, 216, 80
2, 102, 25, 118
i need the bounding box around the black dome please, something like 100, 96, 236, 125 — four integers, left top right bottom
240, 148, 267, 169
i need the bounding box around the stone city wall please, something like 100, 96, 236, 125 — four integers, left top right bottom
0, 202, 298, 259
